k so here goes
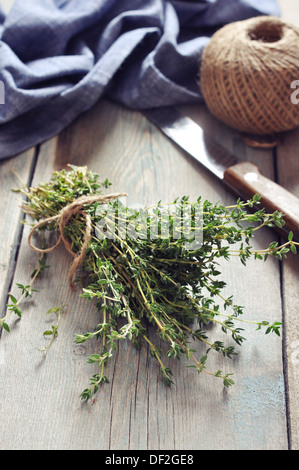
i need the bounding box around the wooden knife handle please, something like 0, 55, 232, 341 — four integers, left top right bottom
223, 161, 299, 241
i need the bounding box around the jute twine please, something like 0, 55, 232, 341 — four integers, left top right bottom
28, 192, 127, 290
200, 16, 299, 136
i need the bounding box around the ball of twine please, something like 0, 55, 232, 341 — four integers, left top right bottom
200, 16, 299, 135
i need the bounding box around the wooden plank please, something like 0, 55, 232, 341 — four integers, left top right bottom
276, 0, 299, 451
276, 126, 299, 450
0, 150, 36, 317
0, 99, 288, 449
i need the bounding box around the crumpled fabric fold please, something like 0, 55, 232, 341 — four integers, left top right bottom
0, 0, 280, 159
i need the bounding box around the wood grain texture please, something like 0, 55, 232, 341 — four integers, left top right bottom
276, 0, 299, 451
0, 150, 36, 317
276, 127, 299, 450
0, 99, 288, 450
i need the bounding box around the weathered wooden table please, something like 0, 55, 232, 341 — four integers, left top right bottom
0, 97, 298, 451
0, 0, 298, 452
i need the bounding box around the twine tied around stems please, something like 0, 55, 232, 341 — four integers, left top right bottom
28, 193, 127, 290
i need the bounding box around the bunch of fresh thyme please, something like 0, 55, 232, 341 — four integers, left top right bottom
1, 165, 297, 401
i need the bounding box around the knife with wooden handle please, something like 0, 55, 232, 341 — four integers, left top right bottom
143, 106, 299, 241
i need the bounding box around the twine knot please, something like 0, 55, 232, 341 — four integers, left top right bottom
28, 192, 127, 290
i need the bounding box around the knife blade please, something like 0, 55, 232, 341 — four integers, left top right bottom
143, 106, 299, 241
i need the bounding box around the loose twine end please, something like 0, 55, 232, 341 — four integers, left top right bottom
28, 193, 128, 291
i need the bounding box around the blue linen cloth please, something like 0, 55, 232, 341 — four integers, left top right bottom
0, 0, 280, 159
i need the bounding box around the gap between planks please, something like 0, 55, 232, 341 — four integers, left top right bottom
0, 99, 288, 450
0, 147, 39, 329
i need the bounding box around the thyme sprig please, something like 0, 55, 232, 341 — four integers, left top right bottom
0, 250, 49, 332
39, 305, 67, 353
3, 165, 298, 401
